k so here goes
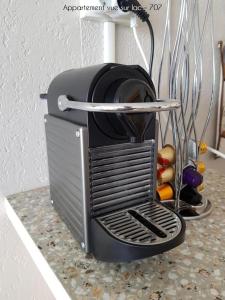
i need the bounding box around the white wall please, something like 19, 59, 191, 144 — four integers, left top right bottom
0, 0, 225, 195
0, 0, 82, 195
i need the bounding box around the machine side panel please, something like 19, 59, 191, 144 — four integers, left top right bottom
45, 115, 90, 252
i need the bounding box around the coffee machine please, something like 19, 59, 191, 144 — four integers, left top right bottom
43, 63, 185, 262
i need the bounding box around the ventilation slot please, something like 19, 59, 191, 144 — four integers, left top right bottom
90, 141, 156, 216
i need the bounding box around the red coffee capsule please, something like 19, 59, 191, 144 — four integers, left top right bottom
158, 144, 176, 167
157, 166, 175, 185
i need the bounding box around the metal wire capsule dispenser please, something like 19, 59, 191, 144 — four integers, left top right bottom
157, 0, 215, 220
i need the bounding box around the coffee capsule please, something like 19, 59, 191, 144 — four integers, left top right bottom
180, 185, 202, 206
157, 183, 174, 201
197, 184, 205, 192
199, 142, 207, 155
157, 167, 175, 184
196, 161, 206, 174
221, 131, 225, 138
158, 144, 176, 167
179, 207, 199, 217
183, 166, 203, 188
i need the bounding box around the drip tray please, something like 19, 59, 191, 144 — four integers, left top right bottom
97, 201, 182, 246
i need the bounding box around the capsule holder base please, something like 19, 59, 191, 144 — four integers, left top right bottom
162, 198, 213, 221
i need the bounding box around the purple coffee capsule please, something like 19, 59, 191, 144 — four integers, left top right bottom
183, 166, 203, 188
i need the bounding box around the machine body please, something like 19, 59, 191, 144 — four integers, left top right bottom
44, 63, 185, 262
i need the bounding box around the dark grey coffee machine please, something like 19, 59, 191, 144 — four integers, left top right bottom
43, 63, 185, 262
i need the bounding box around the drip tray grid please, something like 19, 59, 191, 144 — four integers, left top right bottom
97, 201, 182, 246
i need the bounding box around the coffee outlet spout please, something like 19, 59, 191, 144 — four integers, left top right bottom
110, 78, 158, 143
43, 63, 185, 262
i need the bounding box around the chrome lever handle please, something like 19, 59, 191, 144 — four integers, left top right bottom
58, 95, 180, 114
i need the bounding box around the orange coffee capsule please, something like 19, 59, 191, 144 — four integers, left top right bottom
158, 144, 176, 166
157, 166, 175, 184
157, 183, 174, 201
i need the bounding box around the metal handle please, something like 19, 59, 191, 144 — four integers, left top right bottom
58, 95, 180, 114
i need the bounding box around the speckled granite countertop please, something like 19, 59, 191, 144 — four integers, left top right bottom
8, 170, 225, 300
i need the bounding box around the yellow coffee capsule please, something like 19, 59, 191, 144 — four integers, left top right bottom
157, 183, 174, 201
196, 161, 206, 174
199, 142, 207, 155
197, 184, 205, 192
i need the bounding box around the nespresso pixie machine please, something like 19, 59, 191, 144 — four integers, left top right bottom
43, 63, 185, 262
